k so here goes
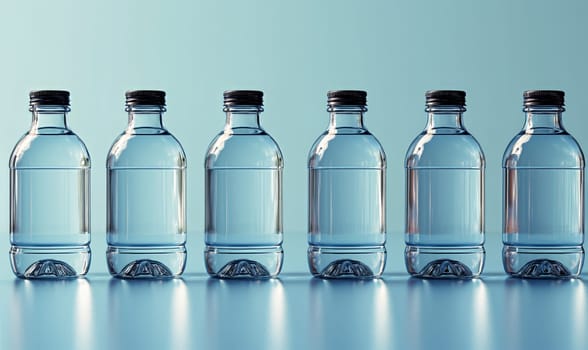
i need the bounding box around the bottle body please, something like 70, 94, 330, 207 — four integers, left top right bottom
106, 91, 186, 278
308, 91, 386, 279
503, 91, 584, 278
205, 91, 283, 278
404, 91, 485, 278
9, 91, 91, 278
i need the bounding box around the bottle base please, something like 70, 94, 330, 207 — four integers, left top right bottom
502, 245, 584, 278
10, 245, 91, 279
405, 245, 484, 279
307, 245, 386, 279
107, 245, 186, 279
205, 245, 283, 279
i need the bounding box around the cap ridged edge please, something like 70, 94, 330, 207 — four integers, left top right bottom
125, 90, 166, 106
426, 90, 466, 106
524, 90, 564, 106
327, 90, 367, 106
223, 90, 263, 106
29, 90, 70, 106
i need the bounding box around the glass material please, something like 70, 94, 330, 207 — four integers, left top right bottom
9, 90, 91, 278
205, 90, 283, 278
106, 90, 187, 278
405, 90, 485, 278
503, 90, 584, 278
308, 90, 386, 279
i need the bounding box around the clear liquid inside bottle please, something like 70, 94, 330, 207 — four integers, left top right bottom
10, 96, 91, 279
404, 95, 485, 279
106, 96, 187, 279
503, 97, 584, 278
308, 94, 387, 279
205, 94, 283, 279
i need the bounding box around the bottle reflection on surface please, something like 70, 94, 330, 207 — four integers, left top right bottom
204, 278, 286, 349
107, 278, 190, 349
9, 279, 93, 349
308, 278, 391, 349
503, 278, 587, 349
405, 278, 491, 349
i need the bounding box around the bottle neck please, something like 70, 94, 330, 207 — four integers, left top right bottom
224, 105, 262, 129
523, 105, 564, 132
425, 105, 466, 131
328, 105, 366, 130
30, 105, 69, 131
127, 105, 165, 129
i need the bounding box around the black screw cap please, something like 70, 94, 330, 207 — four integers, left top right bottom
223, 90, 263, 106
327, 90, 367, 106
426, 90, 466, 106
29, 90, 70, 106
126, 90, 166, 106
524, 90, 564, 106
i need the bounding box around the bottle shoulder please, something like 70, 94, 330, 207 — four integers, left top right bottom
308, 129, 386, 169
405, 131, 485, 169
107, 130, 186, 169
503, 131, 585, 168
10, 131, 91, 169
205, 129, 283, 169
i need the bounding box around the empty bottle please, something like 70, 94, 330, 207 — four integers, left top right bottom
107, 90, 187, 278
405, 90, 485, 278
205, 90, 283, 278
9, 90, 91, 278
308, 90, 386, 278
503, 90, 584, 278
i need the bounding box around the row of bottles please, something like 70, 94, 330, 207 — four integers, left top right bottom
8, 89, 584, 280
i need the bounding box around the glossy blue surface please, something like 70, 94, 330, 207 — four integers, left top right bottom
1, 232, 586, 350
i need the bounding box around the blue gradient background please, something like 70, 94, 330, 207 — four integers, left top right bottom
0, 1, 587, 349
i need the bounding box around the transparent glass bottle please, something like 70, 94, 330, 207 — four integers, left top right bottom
405, 90, 485, 278
205, 90, 283, 278
9, 90, 91, 278
308, 90, 386, 279
503, 90, 584, 278
106, 90, 187, 278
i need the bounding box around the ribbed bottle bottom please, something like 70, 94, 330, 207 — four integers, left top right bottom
405, 245, 485, 279
205, 245, 283, 279
10, 245, 91, 279
307, 245, 386, 279
503, 245, 584, 279
107, 245, 186, 279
